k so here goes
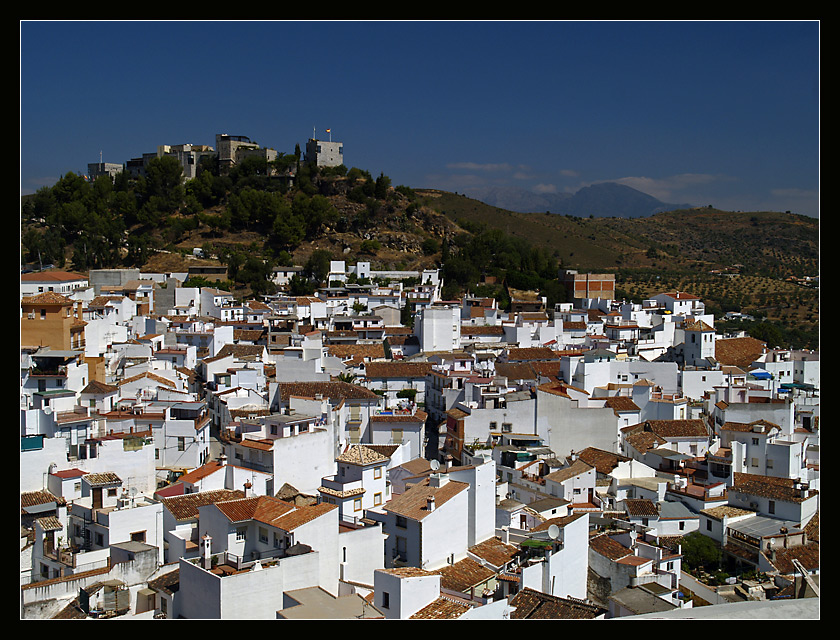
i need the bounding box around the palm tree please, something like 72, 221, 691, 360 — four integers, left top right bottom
336, 371, 358, 384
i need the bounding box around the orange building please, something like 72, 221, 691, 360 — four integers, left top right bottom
560, 270, 615, 302
21, 292, 86, 351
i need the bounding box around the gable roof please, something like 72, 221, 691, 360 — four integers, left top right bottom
509, 588, 606, 619
21, 270, 87, 282
275, 381, 380, 401
731, 473, 815, 504
575, 447, 632, 475
543, 459, 594, 484
364, 361, 434, 379
468, 537, 519, 568
432, 556, 495, 593
162, 489, 246, 521
622, 419, 709, 439
214, 495, 337, 531
383, 478, 469, 521
624, 498, 660, 518
715, 336, 767, 369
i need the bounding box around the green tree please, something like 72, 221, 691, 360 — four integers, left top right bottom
421, 237, 440, 256
374, 172, 391, 200
680, 531, 722, 573
137, 156, 184, 225
304, 249, 332, 285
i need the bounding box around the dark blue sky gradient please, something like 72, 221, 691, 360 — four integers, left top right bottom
21, 20, 820, 216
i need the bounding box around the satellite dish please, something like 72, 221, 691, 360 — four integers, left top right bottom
430, 460, 440, 471
547, 524, 560, 540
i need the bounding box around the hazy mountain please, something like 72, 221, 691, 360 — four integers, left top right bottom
464, 182, 693, 218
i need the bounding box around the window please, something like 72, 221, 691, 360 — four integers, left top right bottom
752, 437, 759, 446
751, 458, 759, 467
131, 531, 146, 543
381, 591, 390, 609
354, 498, 363, 512
95, 532, 104, 547
178, 437, 185, 452
259, 527, 268, 543
374, 466, 382, 479
396, 515, 407, 529
374, 492, 382, 506
706, 520, 712, 531
236, 527, 247, 541
767, 459, 774, 469
679, 521, 685, 531
108, 488, 118, 497
769, 500, 775, 515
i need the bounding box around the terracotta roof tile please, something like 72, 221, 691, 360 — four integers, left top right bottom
544, 459, 593, 484
624, 498, 660, 518
21, 291, 74, 305
410, 597, 473, 619
213, 495, 337, 532
767, 542, 820, 574
589, 533, 632, 561
575, 447, 631, 475
715, 336, 767, 369
468, 537, 519, 568
336, 444, 390, 466
364, 361, 434, 379
384, 478, 469, 521
731, 472, 815, 503
162, 489, 246, 521
432, 556, 495, 592
275, 381, 380, 401
509, 588, 606, 619
504, 347, 561, 362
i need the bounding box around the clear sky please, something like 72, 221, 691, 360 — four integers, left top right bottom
20, 20, 820, 217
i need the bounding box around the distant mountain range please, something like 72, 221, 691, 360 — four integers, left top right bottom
463, 182, 693, 218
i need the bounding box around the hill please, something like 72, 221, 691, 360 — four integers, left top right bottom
464, 182, 692, 218
20, 157, 819, 348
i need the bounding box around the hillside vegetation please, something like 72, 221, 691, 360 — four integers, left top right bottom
20, 154, 819, 349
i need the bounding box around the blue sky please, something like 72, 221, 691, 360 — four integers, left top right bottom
20, 20, 820, 217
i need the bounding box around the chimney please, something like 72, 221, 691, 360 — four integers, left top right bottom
201, 534, 213, 569
243, 480, 252, 497
426, 495, 435, 512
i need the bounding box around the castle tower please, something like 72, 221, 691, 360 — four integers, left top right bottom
305, 130, 343, 168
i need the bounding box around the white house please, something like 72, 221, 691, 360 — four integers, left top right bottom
372, 473, 471, 571
726, 472, 818, 528
318, 444, 391, 520
517, 512, 590, 600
